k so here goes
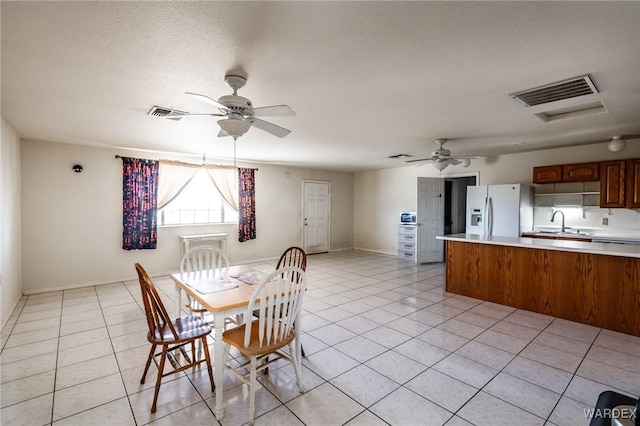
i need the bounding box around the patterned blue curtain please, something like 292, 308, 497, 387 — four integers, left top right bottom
121, 157, 159, 250
238, 167, 256, 242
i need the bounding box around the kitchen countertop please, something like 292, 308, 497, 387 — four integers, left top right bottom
437, 233, 640, 258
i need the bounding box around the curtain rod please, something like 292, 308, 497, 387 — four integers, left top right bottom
114, 155, 257, 170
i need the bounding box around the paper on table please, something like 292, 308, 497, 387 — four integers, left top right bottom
187, 279, 239, 294
230, 270, 269, 285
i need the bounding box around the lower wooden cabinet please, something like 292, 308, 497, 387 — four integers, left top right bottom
445, 240, 640, 336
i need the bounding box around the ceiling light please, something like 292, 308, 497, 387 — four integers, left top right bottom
608, 136, 626, 152
460, 159, 471, 168
217, 117, 251, 139
432, 161, 449, 171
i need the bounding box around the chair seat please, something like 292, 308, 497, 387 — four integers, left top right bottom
149, 316, 212, 343
223, 320, 295, 357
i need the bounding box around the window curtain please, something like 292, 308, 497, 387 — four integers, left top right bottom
238, 167, 256, 242
121, 157, 159, 250
158, 161, 201, 209
205, 168, 239, 211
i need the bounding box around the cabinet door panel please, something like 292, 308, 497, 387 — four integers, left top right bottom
626, 159, 640, 208
533, 165, 562, 183
600, 160, 626, 208
562, 162, 599, 182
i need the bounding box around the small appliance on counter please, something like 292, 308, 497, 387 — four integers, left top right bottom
400, 212, 417, 225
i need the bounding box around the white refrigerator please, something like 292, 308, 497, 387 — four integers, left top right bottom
466, 184, 533, 237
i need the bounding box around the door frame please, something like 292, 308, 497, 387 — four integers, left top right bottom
301, 180, 331, 253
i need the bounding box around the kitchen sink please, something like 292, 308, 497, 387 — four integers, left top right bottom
528, 230, 593, 237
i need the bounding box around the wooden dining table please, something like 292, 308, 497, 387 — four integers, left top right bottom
170, 265, 303, 420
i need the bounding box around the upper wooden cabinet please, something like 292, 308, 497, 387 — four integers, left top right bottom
600, 160, 626, 208
562, 162, 599, 182
533, 165, 562, 183
625, 158, 640, 208
533, 162, 599, 184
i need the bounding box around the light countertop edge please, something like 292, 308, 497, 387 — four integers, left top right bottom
437, 234, 640, 259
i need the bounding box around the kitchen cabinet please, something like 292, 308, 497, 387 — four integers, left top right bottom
533, 162, 599, 184
600, 160, 625, 207
562, 162, 599, 182
533, 165, 562, 183
627, 158, 640, 208
444, 239, 640, 336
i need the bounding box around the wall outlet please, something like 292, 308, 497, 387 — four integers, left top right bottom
602, 217, 609, 226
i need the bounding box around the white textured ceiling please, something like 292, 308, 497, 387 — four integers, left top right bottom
2, 1, 639, 172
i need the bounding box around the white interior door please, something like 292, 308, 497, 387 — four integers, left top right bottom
303, 181, 330, 254
417, 177, 445, 263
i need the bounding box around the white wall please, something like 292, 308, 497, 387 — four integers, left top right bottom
1, 117, 23, 327
354, 142, 640, 254
21, 140, 353, 294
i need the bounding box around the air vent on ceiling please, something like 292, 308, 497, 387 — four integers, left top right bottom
510, 74, 599, 107
535, 101, 607, 123
148, 106, 187, 121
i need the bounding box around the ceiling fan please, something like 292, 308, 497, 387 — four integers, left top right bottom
171, 74, 295, 139
405, 139, 483, 170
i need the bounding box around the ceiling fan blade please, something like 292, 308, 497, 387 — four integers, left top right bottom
168, 113, 226, 119
253, 105, 296, 117
185, 92, 230, 112
453, 154, 483, 159
448, 158, 462, 166
252, 118, 291, 138
405, 158, 435, 163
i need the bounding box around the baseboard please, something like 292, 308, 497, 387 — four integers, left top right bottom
352, 247, 398, 256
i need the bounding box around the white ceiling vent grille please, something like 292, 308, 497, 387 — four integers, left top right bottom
148, 106, 187, 121
510, 75, 599, 107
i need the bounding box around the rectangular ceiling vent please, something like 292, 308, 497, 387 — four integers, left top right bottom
510, 74, 599, 107
535, 101, 607, 123
148, 106, 187, 121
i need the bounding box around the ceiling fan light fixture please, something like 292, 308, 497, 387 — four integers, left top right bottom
432, 161, 449, 171
460, 159, 471, 168
217, 117, 251, 138
608, 136, 626, 152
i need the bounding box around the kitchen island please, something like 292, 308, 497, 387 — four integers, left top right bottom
437, 234, 640, 337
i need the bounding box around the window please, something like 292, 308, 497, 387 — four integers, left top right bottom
158, 169, 238, 226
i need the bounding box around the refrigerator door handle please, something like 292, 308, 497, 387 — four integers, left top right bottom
487, 197, 494, 236
483, 197, 489, 235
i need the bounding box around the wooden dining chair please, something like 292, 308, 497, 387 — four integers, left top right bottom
135, 263, 215, 413
179, 245, 230, 317
222, 266, 307, 426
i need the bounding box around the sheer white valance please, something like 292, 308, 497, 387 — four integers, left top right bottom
158, 160, 239, 212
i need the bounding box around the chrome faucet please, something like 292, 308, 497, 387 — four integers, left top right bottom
551, 210, 566, 233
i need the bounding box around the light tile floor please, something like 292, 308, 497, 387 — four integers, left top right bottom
1, 250, 639, 426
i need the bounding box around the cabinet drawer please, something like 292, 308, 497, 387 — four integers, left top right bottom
398, 250, 417, 261
398, 225, 417, 235
398, 242, 416, 252
398, 233, 416, 243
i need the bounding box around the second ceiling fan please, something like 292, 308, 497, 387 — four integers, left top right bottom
406, 139, 483, 170
174, 74, 295, 139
